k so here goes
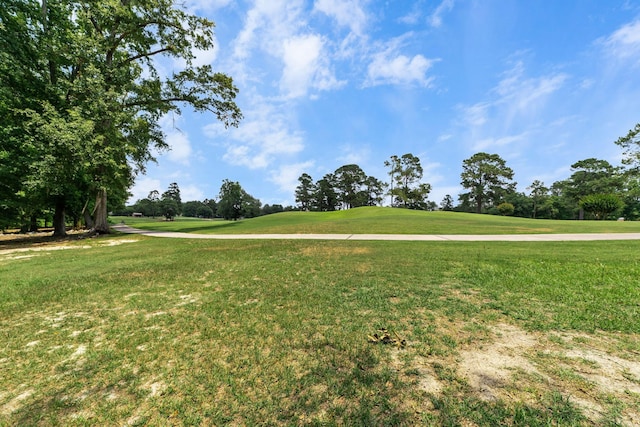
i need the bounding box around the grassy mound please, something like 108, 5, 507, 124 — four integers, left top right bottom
113, 206, 640, 235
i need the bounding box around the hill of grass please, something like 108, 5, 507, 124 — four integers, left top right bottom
113, 206, 640, 235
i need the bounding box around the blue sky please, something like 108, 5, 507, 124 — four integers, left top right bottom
129, 0, 640, 207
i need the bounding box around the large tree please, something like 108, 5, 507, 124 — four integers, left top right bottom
295, 173, 316, 211
460, 152, 515, 214
216, 180, 260, 220
555, 158, 624, 219
527, 180, 549, 219
615, 123, 640, 171
362, 176, 387, 207
579, 194, 624, 220
315, 174, 338, 212
384, 153, 431, 209
217, 180, 243, 221
333, 164, 367, 209
2, 0, 241, 235
162, 182, 182, 216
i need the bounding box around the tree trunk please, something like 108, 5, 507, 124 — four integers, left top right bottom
93, 188, 110, 234
29, 214, 38, 232
53, 197, 67, 237
82, 199, 94, 229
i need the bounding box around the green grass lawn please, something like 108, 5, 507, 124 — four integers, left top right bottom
113, 206, 640, 235
1, 233, 639, 425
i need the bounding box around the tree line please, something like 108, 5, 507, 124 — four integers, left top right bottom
294, 154, 433, 211
294, 152, 640, 221
126, 149, 640, 224
123, 180, 289, 221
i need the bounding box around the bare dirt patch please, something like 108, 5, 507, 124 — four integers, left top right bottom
0, 237, 139, 261
458, 323, 542, 401
1, 389, 34, 416
453, 323, 640, 424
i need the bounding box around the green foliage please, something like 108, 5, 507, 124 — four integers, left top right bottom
615, 122, 640, 170
217, 179, 243, 220
385, 154, 431, 209
440, 194, 454, 211
295, 165, 385, 211
195, 205, 214, 218
496, 202, 515, 216
162, 182, 182, 215
315, 174, 339, 211
460, 152, 515, 214
159, 198, 179, 220
579, 194, 624, 220
295, 173, 316, 211
216, 180, 261, 220
1, 0, 241, 233
334, 164, 368, 209
527, 180, 549, 219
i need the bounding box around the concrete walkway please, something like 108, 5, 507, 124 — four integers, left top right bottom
111, 224, 640, 242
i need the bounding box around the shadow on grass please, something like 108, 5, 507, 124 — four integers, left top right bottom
0, 230, 93, 248
428, 391, 588, 426
277, 343, 412, 425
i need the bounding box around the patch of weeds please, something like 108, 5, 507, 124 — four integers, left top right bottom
432, 363, 461, 385
404, 368, 421, 376
440, 334, 458, 349
597, 394, 628, 427
546, 392, 587, 424
548, 334, 567, 346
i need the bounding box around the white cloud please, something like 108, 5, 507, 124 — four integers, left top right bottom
366, 52, 435, 87
180, 184, 206, 202
313, 0, 368, 36
128, 177, 162, 203
600, 18, 640, 63
280, 34, 345, 98
428, 0, 455, 28
494, 61, 568, 111
166, 131, 192, 165
229, 0, 345, 99
269, 161, 315, 193
336, 144, 370, 165
430, 185, 462, 207
232, 0, 305, 62
455, 60, 568, 157
185, 0, 232, 12
159, 116, 193, 166
473, 133, 527, 152
460, 102, 490, 127
215, 101, 305, 169
399, 10, 421, 25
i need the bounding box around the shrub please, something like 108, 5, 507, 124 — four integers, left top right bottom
579, 194, 624, 220
497, 202, 515, 216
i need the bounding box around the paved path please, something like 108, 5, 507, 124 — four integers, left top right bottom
112, 224, 640, 242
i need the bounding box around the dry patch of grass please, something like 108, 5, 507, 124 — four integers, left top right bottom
299, 245, 371, 257
382, 283, 640, 425
0, 238, 138, 262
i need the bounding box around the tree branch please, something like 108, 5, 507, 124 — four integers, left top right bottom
121, 46, 173, 65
